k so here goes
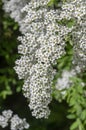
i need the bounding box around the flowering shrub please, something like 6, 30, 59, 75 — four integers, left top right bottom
0, 0, 86, 130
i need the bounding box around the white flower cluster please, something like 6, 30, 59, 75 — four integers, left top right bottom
10, 115, 29, 130
56, 70, 76, 91
14, 1, 70, 118
56, 68, 85, 94
58, 0, 86, 71
72, 20, 86, 71
0, 110, 13, 128
2, 0, 29, 33
0, 110, 29, 130
2, 0, 86, 118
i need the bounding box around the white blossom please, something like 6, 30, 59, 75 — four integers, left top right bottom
10, 115, 29, 130
59, 0, 86, 71
0, 110, 29, 130
13, 0, 86, 118
2, 110, 13, 120
0, 109, 13, 128
0, 115, 8, 128
56, 70, 76, 91
13, 0, 67, 118
2, 0, 28, 23
3, 0, 86, 119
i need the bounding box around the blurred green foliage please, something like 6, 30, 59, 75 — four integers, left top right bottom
66, 77, 86, 130
0, 0, 22, 101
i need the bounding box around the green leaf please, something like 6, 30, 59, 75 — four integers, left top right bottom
81, 110, 86, 121
67, 114, 76, 119
70, 120, 79, 130
47, 0, 55, 6
67, 19, 76, 28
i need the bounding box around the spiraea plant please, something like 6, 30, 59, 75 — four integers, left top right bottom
1, 0, 86, 129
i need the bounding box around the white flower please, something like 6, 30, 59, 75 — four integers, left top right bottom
2, 0, 28, 24
0, 115, 8, 128
2, 110, 13, 120
10, 115, 29, 130
56, 70, 76, 91
0, 110, 29, 130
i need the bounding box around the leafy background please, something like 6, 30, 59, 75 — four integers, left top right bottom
0, 0, 86, 130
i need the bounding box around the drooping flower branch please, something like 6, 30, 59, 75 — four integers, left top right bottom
14, 0, 69, 118
2, 0, 86, 119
